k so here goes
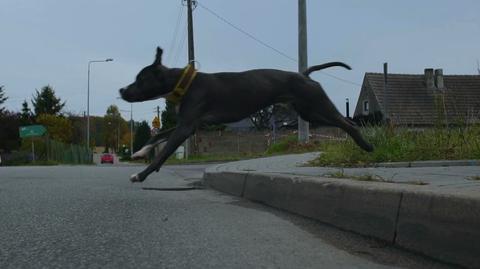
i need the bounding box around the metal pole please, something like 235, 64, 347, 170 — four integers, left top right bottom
346, 98, 350, 118
117, 124, 119, 153
86, 59, 113, 150
87, 62, 91, 148
130, 103, 133, 157
298, 0, 309, 143
31, 139, 35, 163
383, 62, 388, 123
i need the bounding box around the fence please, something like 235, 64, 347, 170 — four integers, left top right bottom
192, 127, 346, 155
47, 139, 92, 164
0, 138, 92, 165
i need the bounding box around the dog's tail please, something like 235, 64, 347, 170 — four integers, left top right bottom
303, 62, 351, 77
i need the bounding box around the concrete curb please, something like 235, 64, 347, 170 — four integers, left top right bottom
204, 169, 480, 268
375, 159, 480, 168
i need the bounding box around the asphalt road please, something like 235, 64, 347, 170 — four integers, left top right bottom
0, 164, 456, 269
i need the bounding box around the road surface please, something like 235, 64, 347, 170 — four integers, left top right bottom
0, 164, 456, 268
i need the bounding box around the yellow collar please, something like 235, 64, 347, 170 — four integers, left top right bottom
166, 64, 197, 104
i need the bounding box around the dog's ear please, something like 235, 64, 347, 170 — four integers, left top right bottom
154, 47, 163, 65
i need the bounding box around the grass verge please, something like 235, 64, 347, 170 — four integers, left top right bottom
325, 169, 428, 185
311, 125, 480, 167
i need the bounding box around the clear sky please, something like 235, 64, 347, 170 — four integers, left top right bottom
1, 0, 479, 123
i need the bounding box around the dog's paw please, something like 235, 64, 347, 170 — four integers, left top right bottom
130, 173, 142, 183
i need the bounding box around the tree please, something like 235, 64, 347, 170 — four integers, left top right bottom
0, 86, 8, 114
103, 105, 128, 152
0, 111, 21, 152
272, 104, 298, 129
161, 100, 177, 130
36, 114, 73, 143
133, 121, 151, 152
20, 100, 33, 125
249, 105, 274, 130
67, 113, 86, 145
31, 85, 66, 116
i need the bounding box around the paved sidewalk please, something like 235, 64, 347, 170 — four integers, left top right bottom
204, 153, 480, 268
210, 152, 480, 191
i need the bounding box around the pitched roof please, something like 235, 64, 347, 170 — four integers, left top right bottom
365, 72, 480, 125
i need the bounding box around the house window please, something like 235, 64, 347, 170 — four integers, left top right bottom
363, 100, 369, 113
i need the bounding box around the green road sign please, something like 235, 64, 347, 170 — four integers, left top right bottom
19, 125, 47, 138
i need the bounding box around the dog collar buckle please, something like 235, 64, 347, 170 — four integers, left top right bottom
166, 64, 197, 104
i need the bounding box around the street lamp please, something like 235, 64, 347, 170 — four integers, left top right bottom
86, 58, 113, 149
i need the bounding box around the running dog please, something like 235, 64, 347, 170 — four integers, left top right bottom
119, 47, 373, 182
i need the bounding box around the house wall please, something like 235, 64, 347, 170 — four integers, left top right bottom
354, 80, 383, 120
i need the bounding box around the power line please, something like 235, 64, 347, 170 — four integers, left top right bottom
173, 19, 188, 66
197, 1, 297, 63
167, 4, 185, 64
318, 72, 361, 86
197, 1, 361, 87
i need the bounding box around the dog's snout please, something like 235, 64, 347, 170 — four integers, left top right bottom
119, 87, 129, 101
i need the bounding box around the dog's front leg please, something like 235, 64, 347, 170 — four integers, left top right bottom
130, 123, 196, 182
131, 127, 176, 159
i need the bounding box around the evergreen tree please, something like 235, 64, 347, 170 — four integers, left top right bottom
0, 86, 8, 114
133, 121, 151, 152
161, 100, 177, 130
31, 85, 66, 116
0, 111, 21, 151
20, 100, 33, 124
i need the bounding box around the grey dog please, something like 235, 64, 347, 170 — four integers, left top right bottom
119, 47, 373, 182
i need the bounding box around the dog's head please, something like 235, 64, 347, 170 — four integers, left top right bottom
119, 47, 171, 102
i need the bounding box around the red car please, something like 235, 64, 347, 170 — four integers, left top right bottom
100, 153, 114, 164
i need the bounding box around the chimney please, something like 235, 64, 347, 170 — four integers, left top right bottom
424, 68, 435, 89
435, 69, 444, 89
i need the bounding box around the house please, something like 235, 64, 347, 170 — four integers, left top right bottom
354, 68, 480, 126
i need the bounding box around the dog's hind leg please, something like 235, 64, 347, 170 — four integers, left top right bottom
296, 104, 373, 152
130, 123, 196, 182
131, 127, 176, 159
329, 116, 373, 152
292, 82, 373, 152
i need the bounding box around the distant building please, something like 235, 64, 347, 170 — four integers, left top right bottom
225, 118, 255, 132
354, 68, 480, 126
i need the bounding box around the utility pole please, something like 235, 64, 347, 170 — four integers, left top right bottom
83, 111, 86, 143
156, 105, 160, 121
187, 0, 196, 69
298, 0, 309, 143
477, 59, 480, 75
184, 0, 197, 159
130, 104, 133, 157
